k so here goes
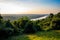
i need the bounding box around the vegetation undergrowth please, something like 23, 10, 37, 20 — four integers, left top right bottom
0, 12, 60, 40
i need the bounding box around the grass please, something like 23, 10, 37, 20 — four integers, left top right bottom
3, 30, 60, 40
5, 35, 30, 40
28, 31, 60, 40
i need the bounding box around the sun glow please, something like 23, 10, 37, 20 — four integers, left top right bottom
0, 2, 31, 14
0, 0, 60, 14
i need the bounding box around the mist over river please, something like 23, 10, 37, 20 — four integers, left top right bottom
1, 14, 48, 21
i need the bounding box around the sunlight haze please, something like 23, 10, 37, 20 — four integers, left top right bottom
0, 0, 60, 14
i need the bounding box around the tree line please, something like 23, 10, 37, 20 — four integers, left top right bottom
0, 12, 60, 38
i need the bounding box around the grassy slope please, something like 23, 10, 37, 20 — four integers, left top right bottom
5, 30, 60, 40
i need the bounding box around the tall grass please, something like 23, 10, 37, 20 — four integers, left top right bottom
3, 30, 60, 40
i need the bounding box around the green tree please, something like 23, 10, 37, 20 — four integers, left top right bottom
17, 16, 29, 29
24, 21, 40, 33
0, 14, 3, 19
4, 20, 13, 28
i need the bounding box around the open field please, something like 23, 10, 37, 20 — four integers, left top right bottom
4, 30, 60, 40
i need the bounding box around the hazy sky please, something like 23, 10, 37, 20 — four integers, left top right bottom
0, 0, 60, 14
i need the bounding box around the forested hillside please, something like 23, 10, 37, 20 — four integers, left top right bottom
0, 12, 60, 40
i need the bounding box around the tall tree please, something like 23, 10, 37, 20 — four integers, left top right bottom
0, 14, 3, 19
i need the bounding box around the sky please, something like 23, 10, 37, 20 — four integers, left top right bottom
0, 0, 60, 14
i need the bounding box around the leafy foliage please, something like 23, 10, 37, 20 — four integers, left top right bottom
0, 12, 60, 39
